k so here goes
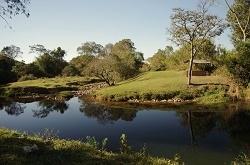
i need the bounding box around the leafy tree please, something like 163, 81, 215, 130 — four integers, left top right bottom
225, 42, 250, 86
0, 0, 30, 28
0, 45, 23, 59
167, 0, 225, 85
0, 55, 16, 84
165, 46, 174, 56
149, 49, 167, 71
224, 0, 250, 44
86, 56, 121, 86
69, 55, 95, 76
61, 65, 79, 76
110, 39, 144, 79
12, 61, 45, 79
50, 47, 66, 61
77, 41, 103, 56
31, 45, 68, 77
29, 44, 50, 56
77, 39, 143, 85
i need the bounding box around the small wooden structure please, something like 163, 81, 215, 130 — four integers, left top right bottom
186, 59, 211, 77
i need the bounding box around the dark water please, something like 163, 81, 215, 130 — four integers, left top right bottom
0, 96, 250, 165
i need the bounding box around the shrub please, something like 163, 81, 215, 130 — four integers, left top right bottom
18, 74, 37, 81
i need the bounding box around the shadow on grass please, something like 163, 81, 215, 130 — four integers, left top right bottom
190, 83, 229, 86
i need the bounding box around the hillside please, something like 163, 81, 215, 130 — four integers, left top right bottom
95, 71, 231, 103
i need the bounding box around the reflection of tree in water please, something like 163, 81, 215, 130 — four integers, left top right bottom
217, 109, 250, 144
177, 107, 250, 152
32, 100, 69, 118
177, 111, 217, 138
3, 102, 26, 116
79, 101, 137, 125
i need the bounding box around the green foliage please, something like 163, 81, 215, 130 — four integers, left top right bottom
226, 0, 250, 44
225, 42, 250, 86
197, 86, 231, 104
18, 74, 37, 81
61, 65, 79, 76
86, 136, 99, 149
35, 52, 68, 77
0, 55, 17, 84
231, 152, 250, 165
149, 49, 167, 71
101, 138, 108, 151
0, 45, 23, 59
69, 55, 95, 76
83, 39, 143, 86
0, 127, 184, 165
34, 128, 59, 141
120, 134, 132, 154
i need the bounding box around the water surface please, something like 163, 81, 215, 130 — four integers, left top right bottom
0, 97, 250, 165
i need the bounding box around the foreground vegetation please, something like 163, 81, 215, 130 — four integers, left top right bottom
0, 127, 183, 165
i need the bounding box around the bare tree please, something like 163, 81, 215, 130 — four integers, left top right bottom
223, 0, 250, 44
167, 0, 225, 85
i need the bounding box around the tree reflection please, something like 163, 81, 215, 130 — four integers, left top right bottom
32, 100, 69, 118
79, 100, 137, 125
177, 106, 250, 152
217, 109, 250, 144
3, 102, 26, 116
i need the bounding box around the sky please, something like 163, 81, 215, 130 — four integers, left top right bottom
0, 0, 233, 63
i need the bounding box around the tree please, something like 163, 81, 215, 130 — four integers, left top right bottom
0, 0, 30, 28
167, 0, 225, 85
225, 42, 250, 86
224, 0, 250, 44
165, 46, 174, 56
29, 44, 50, 56
110, 39, 144, 79
69, 55, 95, 76
50, 47, 66, 61
149, 49, 168, 71
0, 55, 16, 84
77, 42, 103, 57
31, 45, 68, 77
0, 45, 23, 59
86, 56, 121, 86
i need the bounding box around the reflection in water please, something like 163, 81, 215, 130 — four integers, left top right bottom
79, 99, 137, 125
0, 97, 250, 165
176, 108, 250, 154
1, 102, 26, 116
32, 100, 69, 118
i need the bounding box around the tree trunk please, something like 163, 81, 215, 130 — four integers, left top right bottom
187, 44, 194, 85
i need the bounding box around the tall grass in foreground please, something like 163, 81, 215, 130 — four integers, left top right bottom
0, 127, 183, 165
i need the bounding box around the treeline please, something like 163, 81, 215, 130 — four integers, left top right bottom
0, 39, 144, 86
0, 37, 250, 87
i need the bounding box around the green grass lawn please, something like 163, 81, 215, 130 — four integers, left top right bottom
96, 71, 230, 102
6, 76, 93, 88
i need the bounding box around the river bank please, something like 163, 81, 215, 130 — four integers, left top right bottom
0, 127, 183, 165
0, 71, 249, 104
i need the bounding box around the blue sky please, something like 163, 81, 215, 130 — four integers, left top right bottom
0, 0, 233, 63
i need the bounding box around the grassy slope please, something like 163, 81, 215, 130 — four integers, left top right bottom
6, 77, 91, 88
96, 71, 230, 102
0, 127, 182, 165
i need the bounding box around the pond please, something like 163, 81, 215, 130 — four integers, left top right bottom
0, 96, 250, 165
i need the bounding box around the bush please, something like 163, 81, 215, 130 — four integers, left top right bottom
18, 74, 37, 81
